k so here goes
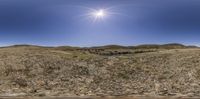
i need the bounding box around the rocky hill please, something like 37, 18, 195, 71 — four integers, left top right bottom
0, 44, 200, 97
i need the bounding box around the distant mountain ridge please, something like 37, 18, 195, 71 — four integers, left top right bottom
1, 43, 198, 49
86, 43, 198, 49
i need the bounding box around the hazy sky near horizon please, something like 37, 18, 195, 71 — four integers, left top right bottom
0, 0, 200, 46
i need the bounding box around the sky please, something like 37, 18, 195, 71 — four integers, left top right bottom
0, 0, 200, 47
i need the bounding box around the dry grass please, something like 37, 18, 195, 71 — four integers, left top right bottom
0, 45, 199, 97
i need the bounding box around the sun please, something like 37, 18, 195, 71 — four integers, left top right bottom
93, 9, 105, 18
78, 7, 121, 23
77, 6, 125, 23
89, 9, 107, 22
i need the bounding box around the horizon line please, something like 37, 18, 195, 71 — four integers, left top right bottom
0, 43, 198, 48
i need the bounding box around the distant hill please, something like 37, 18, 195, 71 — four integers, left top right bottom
90, 45, 128, 49
0, 44, 39, 48
86, 43, 198, 50
0, 43, 198, 50
130, 43, 198, 49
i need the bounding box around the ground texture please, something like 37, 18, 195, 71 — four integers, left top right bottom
0, 44, 200, 97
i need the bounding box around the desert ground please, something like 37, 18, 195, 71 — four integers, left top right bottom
0, 44, 200, 98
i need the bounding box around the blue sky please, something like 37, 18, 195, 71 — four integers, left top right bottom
0, 0, 200, 47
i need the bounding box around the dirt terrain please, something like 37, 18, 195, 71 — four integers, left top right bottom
0, 44, 200, 98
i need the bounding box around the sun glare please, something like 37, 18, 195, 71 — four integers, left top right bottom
88, 9, 107, 22
93, 9, 105, 18
78, 6, 123, 23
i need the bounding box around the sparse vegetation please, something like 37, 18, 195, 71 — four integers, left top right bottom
0, 44, 199, 97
